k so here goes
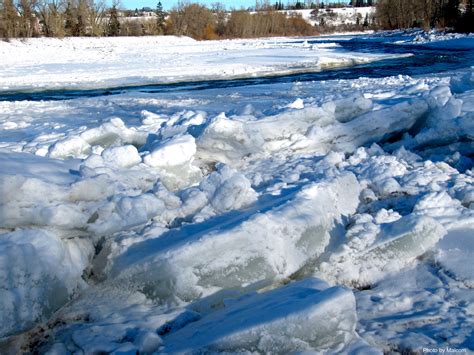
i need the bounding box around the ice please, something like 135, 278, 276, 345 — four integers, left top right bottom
134, 331, 162, 353
355, 260, 474, 351
308, 98, 429, 154
143, 134, 196, 168
0, 229, 93, 338
107, 173, 360, 302
318, 215, 446, 287
287, 98, 304, 109
163, 279, 357, 353
48, 135, 91, 159
326, 94, 373, 123
101, 145, 142, 168
48, 118, 147, 159
412, 191, 474, 230
88, 193, 165, 236
194, 164, 258, 216
1, 33, 473, 353
196, 99, 360, 164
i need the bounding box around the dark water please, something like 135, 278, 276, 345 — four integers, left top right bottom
1, 34, 473, 102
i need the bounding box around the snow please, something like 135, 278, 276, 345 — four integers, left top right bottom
0, 32, 473, 353
287, 7, 375, 27
0, 35, 406, 92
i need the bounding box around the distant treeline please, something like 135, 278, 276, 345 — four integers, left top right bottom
376, 0, 474, 32
0, 0, 472, 40
0, 0, 320, 39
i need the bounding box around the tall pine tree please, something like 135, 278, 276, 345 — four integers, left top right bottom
156, 1, 165, 34
107, 5, 120, 36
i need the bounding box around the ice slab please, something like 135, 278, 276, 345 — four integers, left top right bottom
319, 214, 446, 287
435, 228, 474, 287
108, 173, 360, 301
0, 229, 93, 338
163, 278, 357, 353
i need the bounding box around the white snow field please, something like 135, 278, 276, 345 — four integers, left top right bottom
0, 33, 473, 353
290, 6, 375, 27
0, 35, 407, 92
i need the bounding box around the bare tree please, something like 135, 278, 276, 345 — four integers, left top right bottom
37, 0, 66, 37
167, 2, 216, 39
17, 0, 39, 37
376, 0, 462, 29
1, 0, 20, 38
88, 0, 106, 36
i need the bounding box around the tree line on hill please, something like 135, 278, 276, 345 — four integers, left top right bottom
0, 0, 472, 40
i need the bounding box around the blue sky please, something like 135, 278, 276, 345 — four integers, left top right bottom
117, 0, 257, 10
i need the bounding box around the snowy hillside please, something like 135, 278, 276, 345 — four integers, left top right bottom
0, 32, 473, 353
288, 6, 375, 27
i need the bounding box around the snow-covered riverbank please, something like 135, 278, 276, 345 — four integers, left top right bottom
0, 35, 407, 92
0, 33, 473, 353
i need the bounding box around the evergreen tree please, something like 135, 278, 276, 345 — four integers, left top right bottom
156, 1, 165, 33
363, 12, 369, 26
107, 5, 120, 36
75, 14, 84, 35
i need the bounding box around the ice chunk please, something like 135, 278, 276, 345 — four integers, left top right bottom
109, 173, 360, 301
319, 215, 446, 287
197, 164, 258, 214
134, 330, 162, 353
412, 191, 474, 230
141, 110, 167, 126
101, 145, 142, 168
197, 106, 334, 164
0, 174, 91, 230
163, 279, 357, 353
197, 115, 263, 164
38, 286, 193, 354
450, 70, 474, 94
88, 193, 165, 236
80, 117, 147, 148
287, 98, 304, 109
435, 228, 474, 287
323, 94, 373, 123
308, 98, 428, 153
371, 177, 402, 197
0, 229, 93, 338
427, 85, 453, 108
48, 135, 91, 159
144, 134, 196, 168
47, 118, 147, 160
